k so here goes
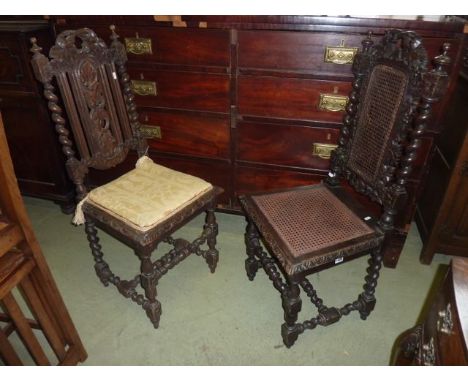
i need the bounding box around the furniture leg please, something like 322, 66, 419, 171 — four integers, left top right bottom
136, 247, 161, 329
244, 219, 262, 281
281, 281, 302, 348
358, 247, 383, 320
84, 221, 112, 287
204, 207, 219, 273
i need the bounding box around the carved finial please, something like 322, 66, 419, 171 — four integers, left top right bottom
30, 37, 42, 55
422, 42, 452, 101
434, 43, 451, 68
109, 24, 119, 41
362, 30, 374, 52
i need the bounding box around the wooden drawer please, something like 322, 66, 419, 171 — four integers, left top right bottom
238, 75, 351, 122
237, 121, 339, 170
238, 30, 362, 77
236, 165, 324, 197
139, 109, 230, 159
86, 25, 230, 67
127, 67, 230, 113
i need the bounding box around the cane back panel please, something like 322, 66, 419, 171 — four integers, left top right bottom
347, 64, 408, 185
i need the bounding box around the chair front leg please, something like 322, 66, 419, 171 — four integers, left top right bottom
84, 221, 112, 287
358, 246, 383, 320
136, 247, 161, 329
244, 219, 262, 281
281, 281, 302, 348
204, 207, 219, 273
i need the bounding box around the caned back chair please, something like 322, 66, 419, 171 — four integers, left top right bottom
239, 30, 451, 347
30, 26, 222, 329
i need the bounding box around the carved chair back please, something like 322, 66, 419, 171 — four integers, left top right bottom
30, 26, 146, 200
328, 29, 451, 230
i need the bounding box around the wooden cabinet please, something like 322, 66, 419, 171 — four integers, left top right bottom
0, 20, 74, 213
416, 40, 468, 264
48, 16, 465, 268
393, 257, 468, 365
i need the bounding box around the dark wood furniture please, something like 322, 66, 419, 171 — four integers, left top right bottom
239, 30, 451, 347
51, 16, 466, 269
416, 38, 468, 264
392, 257, 468, 365
0, 111, 87, 365
30, 27, 222, 329
0, 20, 74, 213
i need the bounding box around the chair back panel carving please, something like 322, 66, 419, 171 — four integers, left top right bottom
31, 26, 146, 200
50, 29, 132, 169
347, 64, 409, 185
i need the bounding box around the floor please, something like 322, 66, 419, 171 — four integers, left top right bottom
8, 196, 451, 365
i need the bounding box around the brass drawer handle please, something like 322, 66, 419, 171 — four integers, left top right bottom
437, 303, 454, 335
422, 337, 436, 366
124, 37, 152, 55
139, 124, 162, 139
131, 80, 157, 96
318, 93, 348, 112
324, 40, 359, 65
312, 143, 338, 159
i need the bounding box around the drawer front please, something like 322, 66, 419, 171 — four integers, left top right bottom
127, 68, 230, 113
139, 109, 230, 159
238, 30, 362, 76
236, 166, 324, 197
238, 75, 351, 122
87, 26, 230, 67
237, 121, 339, 170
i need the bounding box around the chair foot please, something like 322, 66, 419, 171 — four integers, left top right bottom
245, 257, 260, 281
206, 249, 219, 274
281, 323, 300, 348
358, 293, 376, 320
143, 300, 162, 329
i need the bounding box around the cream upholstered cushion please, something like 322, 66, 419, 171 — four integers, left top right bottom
86, 156, 212, 230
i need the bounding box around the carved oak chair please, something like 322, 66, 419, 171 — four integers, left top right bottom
30, 26, 222, 329
239, 30, 451, 347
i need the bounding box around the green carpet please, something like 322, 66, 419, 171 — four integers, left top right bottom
7, 196, 451, 365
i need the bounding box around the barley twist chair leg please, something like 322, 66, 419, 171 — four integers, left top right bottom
244, 219, 262, 281
136, 247, 161, 329
204, 208, 219, 273
358, 246, 383, 320
281, 281, 302, 348
84, 221, 112, 287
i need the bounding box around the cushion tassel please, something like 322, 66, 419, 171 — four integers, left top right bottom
135, 154, 151, 169
72, 195, 89, 225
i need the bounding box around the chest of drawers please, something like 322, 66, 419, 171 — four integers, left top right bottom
49, 16, 465, 267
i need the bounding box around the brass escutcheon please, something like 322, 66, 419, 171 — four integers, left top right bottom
318, 93, 348, 112
131, 80, 157, 96
324, 40, 359, 65
124, 37, 152, 55
312, 142, 338, 159
139, 124, 162, 139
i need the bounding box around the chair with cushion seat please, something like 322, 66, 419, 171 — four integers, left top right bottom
239, 30, 451, 347
30, 26, 222, 329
